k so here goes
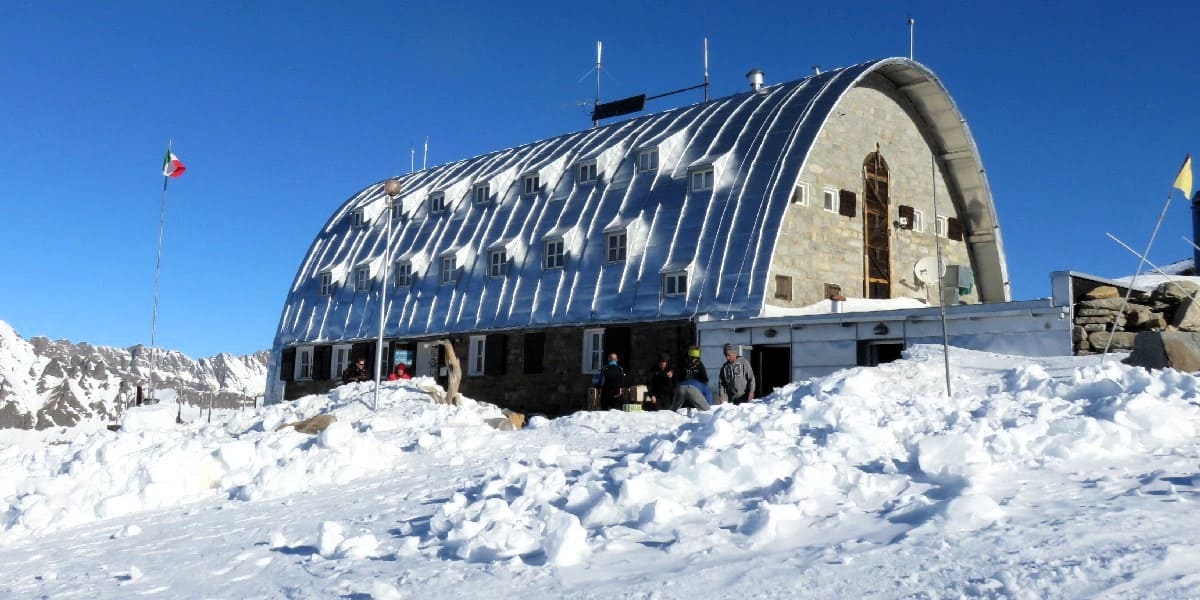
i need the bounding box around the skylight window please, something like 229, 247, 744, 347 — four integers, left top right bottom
353, 265, 370, 292
637, 148, 658, 172
393, 261, 412, 287
350, 209, 365, 228
441, 256, 458, 283
523, 173, 540, 196
606, 231, 626, 263
473, 183, 490, 205
319, 272, 333, 296
489, 249, 508, 277
544, 239, 564, 270
429, 192, 446, 213
663, 271, 687, 296
690, 166, 714, 192
578, 161, 597, 183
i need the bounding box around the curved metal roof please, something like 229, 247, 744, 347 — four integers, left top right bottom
272, 57, 1008, 348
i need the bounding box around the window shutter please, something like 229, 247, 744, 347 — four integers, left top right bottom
313, 345, 332, 380
485, 334, 507, 376
947, 217, 964, 241
280, 348, 296, 381
898, 205, 915, 230
838, 190, 857, 217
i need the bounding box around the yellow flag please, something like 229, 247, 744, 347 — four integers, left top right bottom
1174, 154, 1193, 198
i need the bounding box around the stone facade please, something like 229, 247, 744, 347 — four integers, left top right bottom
1071, 280, 1200, 354
771, 73, 976, 307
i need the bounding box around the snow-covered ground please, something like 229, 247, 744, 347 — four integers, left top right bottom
3, 345, 1200, 598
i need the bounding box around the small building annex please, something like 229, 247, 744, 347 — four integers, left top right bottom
264, 57, 1010, 411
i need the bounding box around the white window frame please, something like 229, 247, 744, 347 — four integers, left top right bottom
295, 345, 314, 381
544, 239, 565, 270
350, 209, 365, 228
488, 249, 508, 278
428, 192, 446, 214
440, 255, 458, 284
522, 173, 540, 196
663, 271, 688, 297
319, 272, 333, 296
822, 187, 839, 213
791, 182, 810, 206
353, 265, 371, 292
468, 335, 486, 376
582, 328, 604, 374
332, 344, 352, 379
690, 166, 714, 192
935, 215, 948, 238
390, 202, 403, 221
393, 261, 412, 287
912, 209, 925, 233
605, 231, 627, 263
473, 183, 490, 205
578, 161, 597, 183
637, 148, 658, 172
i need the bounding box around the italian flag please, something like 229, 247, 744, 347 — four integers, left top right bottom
162, 149, 186, 178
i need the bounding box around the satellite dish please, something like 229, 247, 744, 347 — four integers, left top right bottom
914, 256, 943, 285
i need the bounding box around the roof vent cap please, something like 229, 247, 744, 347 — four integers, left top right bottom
746, 68, 764, 91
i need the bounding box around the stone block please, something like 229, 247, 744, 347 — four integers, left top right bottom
1088, 331, 1136, 351
1123, 331, 1200, 372
1083, 285, 1120, 300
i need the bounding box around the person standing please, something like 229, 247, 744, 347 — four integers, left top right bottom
719, 343, 756, 405
646, 352, 675, 410
598, 352, 628, 411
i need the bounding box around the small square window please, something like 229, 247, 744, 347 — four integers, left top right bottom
393, 262, 412, 287
473, 183, 490, 205
441, 256, 458, 283
578, 161, 597, 183
523, 174, 540, 196
489, 249, 508, 277
912, 209, 925, 233
791, 182, 809, 206
663, 271, 687, 296
935, 216, 948, 238
775, 275, 793, 301
637, 148, 659, 172
354, 265, 371, 292
690, 167, 714, 192
544, 239, 564, 270
319, 272, 333, 296
295, 346, 314, 380
824, 283, 843, 299
429, 192, 446, 213
350, 209, 365, 228
823, 188, 838, 213
606, 231, 626, 263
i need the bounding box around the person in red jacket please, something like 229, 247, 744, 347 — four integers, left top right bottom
388, 362, 412, 381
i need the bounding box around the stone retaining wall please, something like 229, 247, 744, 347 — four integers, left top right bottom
1072, 280, 1200, 354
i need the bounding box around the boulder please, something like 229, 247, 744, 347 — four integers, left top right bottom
1171, 296, 1200, 332
1151, 280, 1200, 304
277, 414, 336, 434
1083, 285, 1120, 300
1087, 331, 1137, 352
1079, 298, 1126, 311
1123, 331, 1200, 372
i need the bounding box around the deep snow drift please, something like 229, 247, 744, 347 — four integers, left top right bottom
3, 345, 1200, 598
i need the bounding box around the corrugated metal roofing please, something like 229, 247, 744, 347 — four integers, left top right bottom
271, 57, 1007, 349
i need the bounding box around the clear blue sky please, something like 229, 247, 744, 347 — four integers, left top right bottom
2, 2, 1196, 358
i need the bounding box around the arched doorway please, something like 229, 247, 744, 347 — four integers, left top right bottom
863, 150, 891, 299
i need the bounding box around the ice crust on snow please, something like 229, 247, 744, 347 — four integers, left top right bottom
4, 343, 1200, 584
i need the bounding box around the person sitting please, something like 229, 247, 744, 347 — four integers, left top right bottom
388, 362, 412, 381
341, 357, 371, 383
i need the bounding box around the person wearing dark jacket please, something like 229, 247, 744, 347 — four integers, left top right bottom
681, 346, 708, 384
670, 346, 711, 412
342, 357, 371, 384
646, 352, 675, 410
598, 353, 628, 410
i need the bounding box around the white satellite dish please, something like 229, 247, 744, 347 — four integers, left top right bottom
914, 256, 943, 285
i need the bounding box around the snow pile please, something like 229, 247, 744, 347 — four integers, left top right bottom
0, 378, 507, 543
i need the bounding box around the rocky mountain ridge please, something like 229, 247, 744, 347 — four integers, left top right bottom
0, 321, 267, 429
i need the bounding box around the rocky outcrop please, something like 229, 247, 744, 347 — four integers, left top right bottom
1072, 282, 1200, 354
1124, 331, 1200, 372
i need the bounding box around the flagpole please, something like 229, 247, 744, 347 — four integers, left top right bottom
1101, 163, 1188, 359
150, 156, 170, 404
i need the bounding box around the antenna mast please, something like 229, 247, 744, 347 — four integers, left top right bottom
908, 17, 915, 60
410, 144, 415, 173
703, 38, 710, 102
593, 40, 602, 128
423, 136, 428, 170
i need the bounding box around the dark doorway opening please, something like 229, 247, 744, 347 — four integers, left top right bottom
750, 345, 791, 398
857, 340, 904, 367
605, 326, 632, 369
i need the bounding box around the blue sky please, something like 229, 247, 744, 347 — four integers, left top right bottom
1, 2, 1196, 358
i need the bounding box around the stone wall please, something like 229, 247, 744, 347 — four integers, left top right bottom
772, 72, 975, 307
1072, 280, 1200, 354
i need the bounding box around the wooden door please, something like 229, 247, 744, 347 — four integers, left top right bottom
863, 151, 891, 299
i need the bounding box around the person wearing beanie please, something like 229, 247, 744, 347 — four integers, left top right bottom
645, 352, 675, 410
719, 343, 756, 405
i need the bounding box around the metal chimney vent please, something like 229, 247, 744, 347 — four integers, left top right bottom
746, 68, 764, 91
